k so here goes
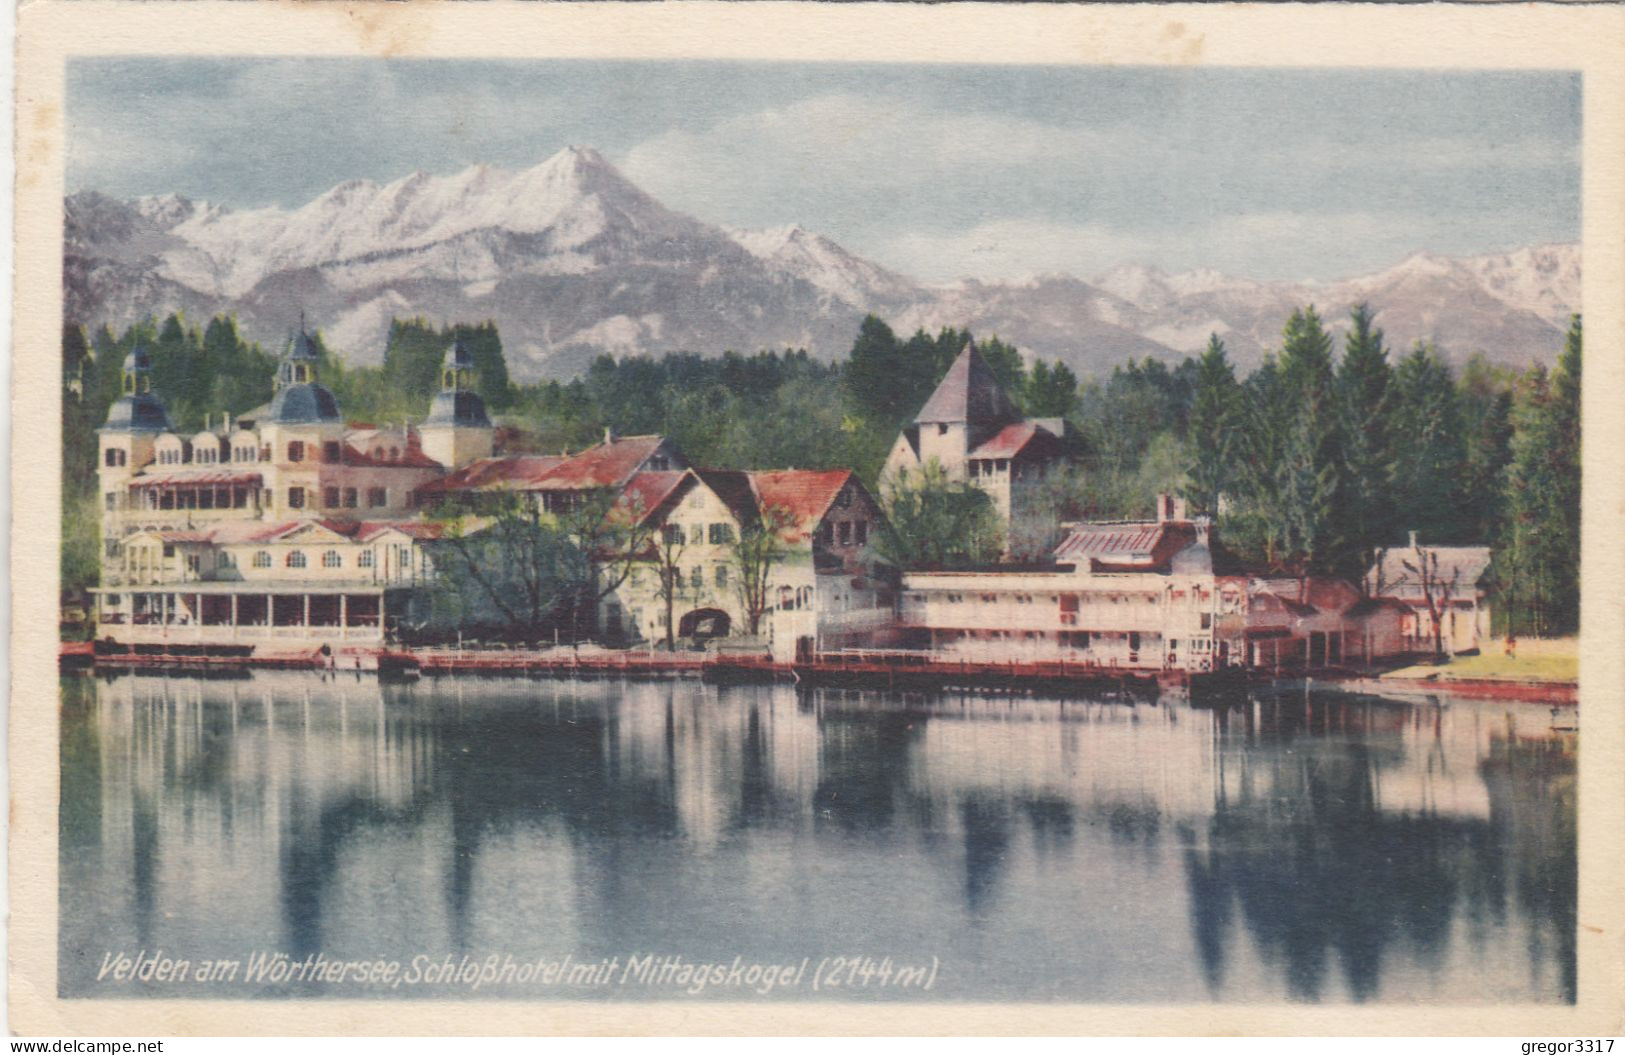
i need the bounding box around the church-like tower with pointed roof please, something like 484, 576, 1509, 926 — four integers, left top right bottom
881, 342, 1072, 530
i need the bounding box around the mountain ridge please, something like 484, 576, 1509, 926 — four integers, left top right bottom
65, 147, 1580, 380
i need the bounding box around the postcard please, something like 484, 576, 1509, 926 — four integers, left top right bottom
11, 1, 1625, 1037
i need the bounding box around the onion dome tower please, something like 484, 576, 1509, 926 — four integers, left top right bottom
101, 345, 172, 434
266, 328, 342, 425
420, 335, 493, 470
97, 345, 172, 540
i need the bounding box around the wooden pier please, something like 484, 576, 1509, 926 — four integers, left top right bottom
64, 640, 1255, 698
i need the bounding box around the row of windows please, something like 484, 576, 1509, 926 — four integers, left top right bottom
288, 486, 392, 510
111, 438, 415, 470
137, 488, 254, 512
288, 441, 403, 464
910, 590, 1166, 606
661, 523, 736, 546
816, 519, 869, 547
248, 549, 389, 570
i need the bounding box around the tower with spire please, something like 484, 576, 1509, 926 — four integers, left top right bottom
881, 341, 1072, 533
419, 335, 494, 471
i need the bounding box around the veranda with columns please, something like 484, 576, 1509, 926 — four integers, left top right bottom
92, 584, 390, 646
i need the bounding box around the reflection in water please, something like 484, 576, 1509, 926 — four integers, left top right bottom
59, 674, 1575, 1003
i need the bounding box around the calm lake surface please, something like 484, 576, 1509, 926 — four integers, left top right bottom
59, 672, 1576, 1003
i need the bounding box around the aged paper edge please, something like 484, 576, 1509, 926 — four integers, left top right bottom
10, 0, 1625, 1037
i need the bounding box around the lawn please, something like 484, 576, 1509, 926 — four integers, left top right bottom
1383, 639, 1578, 684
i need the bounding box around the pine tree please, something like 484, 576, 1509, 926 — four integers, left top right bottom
1456, 354, 1515, 544
1335, 303, 1394, 580
1504, 317, 1583, 635
1182, 333, 1240, 517
1500, 364, 1552, 635
1025, 359, 1079, 417
61, 325, 97, 500
842, 315, 906, 422
979, 335, 1026, 405
1389, 342, 1466, 544
1274, 306, 1341, 568
1228, 356, 1290, 565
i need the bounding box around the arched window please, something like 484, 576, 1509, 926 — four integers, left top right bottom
286, 551, 307, 569
253, 551, 271, 568
322, 550, 342, 568
389, 447, 399, 461
358, 550, 374, 569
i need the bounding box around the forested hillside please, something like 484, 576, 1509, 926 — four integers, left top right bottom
62, 306, 1580, 636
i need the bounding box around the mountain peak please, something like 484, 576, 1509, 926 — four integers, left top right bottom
62, 153, 1578, 381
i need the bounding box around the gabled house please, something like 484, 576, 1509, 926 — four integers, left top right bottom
1366, 533, 1495, 655
600, 467, 897, 659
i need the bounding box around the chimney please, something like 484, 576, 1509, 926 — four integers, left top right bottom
1156, 493, 1186, 523
1409, 529, 1419, 551
1194, 514, 1211, 548
604, 426, 616, 445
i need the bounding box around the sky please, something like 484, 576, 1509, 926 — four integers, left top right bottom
67, 58, 1580, 283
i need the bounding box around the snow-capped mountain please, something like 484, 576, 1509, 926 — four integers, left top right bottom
64, 146, 1580, 381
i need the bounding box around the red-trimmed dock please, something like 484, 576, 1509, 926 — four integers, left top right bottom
61, 641, 1574, 703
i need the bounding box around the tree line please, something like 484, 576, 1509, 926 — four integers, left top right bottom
60, 304, 1580, 636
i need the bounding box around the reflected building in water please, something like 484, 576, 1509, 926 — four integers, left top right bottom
60, 672, 1575, 1003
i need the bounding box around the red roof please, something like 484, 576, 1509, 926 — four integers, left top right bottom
417, 436, 670, 499
526, 435, 667, 491
154, 530, 214, 544
343, 443, 442, 469
615, 471, 691, 525
968, 422, 1062, 461
195, 520, 309, 545
417, 454, 567, 495
1053, 522, 1166, 561
130, 470, 263, 488
749, 469, 855, 540
357, 520, 447, 541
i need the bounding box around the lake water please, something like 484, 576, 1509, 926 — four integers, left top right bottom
59, 671, 1576, 1003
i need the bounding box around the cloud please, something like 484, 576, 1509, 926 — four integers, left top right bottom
620, 87, 1577, 281
67, 61, 1579, 283
621, 92, 1115, 224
